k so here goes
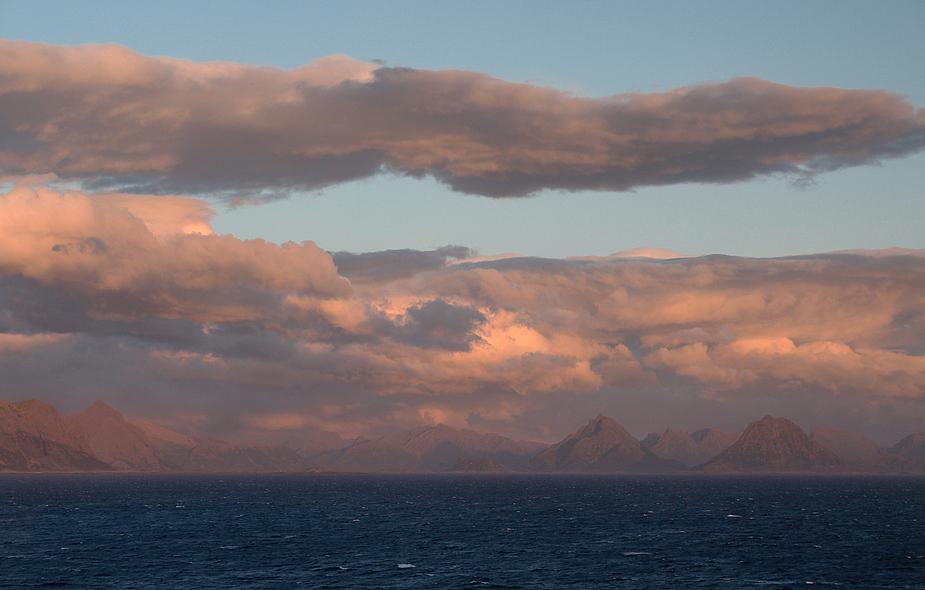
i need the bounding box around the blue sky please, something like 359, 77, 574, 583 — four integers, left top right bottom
2, 0, 923, 258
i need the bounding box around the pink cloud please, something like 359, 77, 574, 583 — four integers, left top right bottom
1, 41, 922, 199
91, 193, 215, 238
1, 189, 924, 441
0, 186, 351, 322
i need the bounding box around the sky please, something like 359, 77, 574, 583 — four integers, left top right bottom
1, 1, 924, 445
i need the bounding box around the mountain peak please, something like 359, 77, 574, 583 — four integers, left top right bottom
575, 414, 623, 438
0, 398, 108, 472
697, 416, 846, 473
85, 400, 124, 419
312, 421, 545, 471
641, 427, 740, 468
810, 425, 884, 462
890, 432, 925, 459
65, 400, 166, 470
525, 415, 679, 473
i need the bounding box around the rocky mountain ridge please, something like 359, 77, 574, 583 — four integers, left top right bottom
696, 416, 848, 473
642, 427, 741, 468
524, 415, 682, 473
2, 397, 924, 474
0, 398, 110, 472
309, 422, 547, 472
810, 425, 885, 463
1, 398, 307, 473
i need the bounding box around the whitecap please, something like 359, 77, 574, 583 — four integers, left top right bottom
397, 563, 416, 569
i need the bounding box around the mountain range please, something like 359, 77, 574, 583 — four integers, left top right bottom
1, 398, 306, 473
524, 415, 680, 473
696, 416, 848, 473
309, 423, 546, 472
0, 398, 110, 472
2, 397, 924, 474
641, 427, 741, 468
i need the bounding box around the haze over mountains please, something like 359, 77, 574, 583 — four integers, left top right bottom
1, 397, 924, 474
0, 399, 109, 472
642, 427, 741, 468
311, 423, 546, 472
525, 415, 679, 473
696, 416, 847, 473
810, 425, 885, 463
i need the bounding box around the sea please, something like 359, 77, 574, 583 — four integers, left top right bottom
1, 473, 923, 589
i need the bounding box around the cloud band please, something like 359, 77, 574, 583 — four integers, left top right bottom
2, 41, 923, 199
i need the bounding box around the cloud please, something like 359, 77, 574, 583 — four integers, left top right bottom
2, 36, 925, 442
331, 246, 473, 285
0, 186, 352, 323
5, 189, 923, 442
91, 193, 215, 238
2, 40, 923, 199
0, 332, 70, 354
400, 298, 487, 351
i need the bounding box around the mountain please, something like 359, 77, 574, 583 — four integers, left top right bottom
128, 418, 307, 472
60, 401, 308, 472
6, 396, 920, 474
889, 432, 925, 459
310, 423, 546, 472
524, 415, 681, 473
642, 427, 740, 467
311, 439, 418, 472
0, 398, 111, 472
858, 432, 925, 473
377, 423, 546, 469
810, 425, 884, 463
293, 430, 355, 457
696, 416, 847, 473
65, 401, 169, 470
691, 427, 742, 460
251, 429, 355, 458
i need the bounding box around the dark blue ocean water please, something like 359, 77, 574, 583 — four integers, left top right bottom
1, 474, 923, 589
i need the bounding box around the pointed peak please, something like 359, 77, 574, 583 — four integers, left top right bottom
745, 415, 803, 433
640, 432, 662, 449
660, 428, 692, 438
85, 400, 124, 419
589, 414, 616, 426
583, 415, 614, 433
574, 414, 633, 441
753, 415, 797, 427
691, 428, 711, 442
407, 423, 456, 437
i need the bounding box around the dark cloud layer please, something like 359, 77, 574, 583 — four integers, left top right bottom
331, 246, 473, 284
2, 41, 923, 199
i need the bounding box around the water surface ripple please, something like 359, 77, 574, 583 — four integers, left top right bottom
1, 474, 922, 589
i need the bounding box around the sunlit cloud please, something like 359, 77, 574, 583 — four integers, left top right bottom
0, 186, 350, 323
2, 40, 923, 200
1, 184, 924, 441
3, 40, 925, 443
